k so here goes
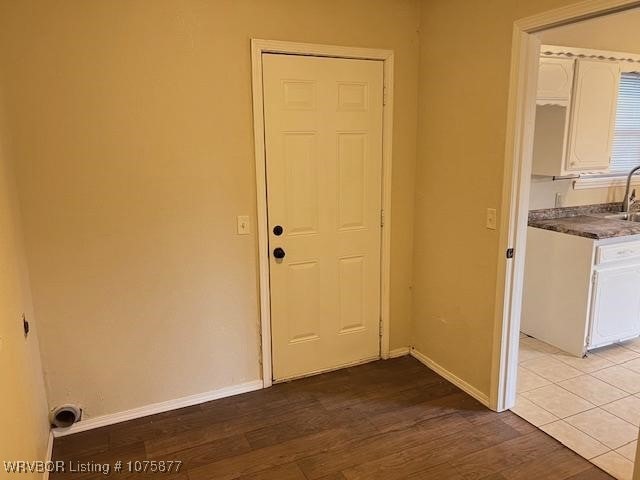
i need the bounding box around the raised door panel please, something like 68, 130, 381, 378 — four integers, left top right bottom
337, 132, 367, 230
589, 265, 640, 349
537, 57, 574, 102
283, 133, 319, 235
286, 261, 320, 343
566, 59, 621, 172
338, 255, 366, 334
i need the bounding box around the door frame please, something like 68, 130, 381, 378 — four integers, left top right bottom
250, 39, 395, 387
493, 0, 640, 412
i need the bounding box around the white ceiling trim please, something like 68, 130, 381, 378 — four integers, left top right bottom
541, 43, 640, 65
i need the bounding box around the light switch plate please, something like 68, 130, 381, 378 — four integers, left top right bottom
237, 215, 250, 235
486, 208, 497, 230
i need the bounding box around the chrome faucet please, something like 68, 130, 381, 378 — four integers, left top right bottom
623, 165, 640, 212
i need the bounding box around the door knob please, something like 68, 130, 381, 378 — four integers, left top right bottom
273, 247, 286, 259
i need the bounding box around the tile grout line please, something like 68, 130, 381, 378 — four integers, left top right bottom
598, 393, 640, 428
520, 355, 640, 401
518, 366, 638, 444
587, 366, 640, 395
516, 393, 616, 460
553, 375, 626, 406
517, 338, 640, 470
519, 389, 638, 453
520, 350, 613, 376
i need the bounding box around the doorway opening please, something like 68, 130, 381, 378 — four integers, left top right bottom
498, 3, 640, 478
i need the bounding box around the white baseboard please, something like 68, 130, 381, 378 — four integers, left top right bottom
388, 347, 410, 358
43, 430, 54, 480
52, 379, 263, 437
410, 348, 490, 407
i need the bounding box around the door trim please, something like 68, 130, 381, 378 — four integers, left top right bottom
251, 39, 394, 387
493, 0, 640, 412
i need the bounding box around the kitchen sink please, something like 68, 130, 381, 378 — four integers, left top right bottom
605, 212, 640, 222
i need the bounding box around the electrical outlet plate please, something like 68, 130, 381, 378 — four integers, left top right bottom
237, 215, 250, 235
486, 208, 497, 230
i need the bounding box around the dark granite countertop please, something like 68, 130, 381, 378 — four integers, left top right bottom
528, 203, 640, 239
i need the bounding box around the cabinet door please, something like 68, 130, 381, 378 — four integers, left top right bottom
589, 265, 640, 349
566, 59, 621, 172
537, 57, 574, 102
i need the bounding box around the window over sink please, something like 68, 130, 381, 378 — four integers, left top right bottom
611, 73, 640, 174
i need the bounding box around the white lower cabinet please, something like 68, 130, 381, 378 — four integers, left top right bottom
522, 228, 640, 356
589, 264, 640, 348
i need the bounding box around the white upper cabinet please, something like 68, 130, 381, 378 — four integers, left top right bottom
531, 57, 575, 177
537, 57, 574, 104
532, 50, 623, 177
565, 59, 621, 173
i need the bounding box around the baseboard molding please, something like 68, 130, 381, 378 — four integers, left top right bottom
410, 348, 490, 407
388, 347, 410, 358
43, 430, 54, 480
52, 379, 263, 437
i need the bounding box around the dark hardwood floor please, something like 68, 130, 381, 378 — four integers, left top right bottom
51, 356, 613, 479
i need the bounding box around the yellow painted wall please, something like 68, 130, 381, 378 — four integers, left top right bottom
2, 0, 628, 423
0, 0, 420, 418
412, 0, 590, 396
0, 95, 50, 475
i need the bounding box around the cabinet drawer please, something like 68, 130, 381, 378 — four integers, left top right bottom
597, 241, 640, 264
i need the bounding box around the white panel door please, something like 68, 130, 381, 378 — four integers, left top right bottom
262, 53, 383, 381
566, 59, 621, 172
589, 265, 640, 349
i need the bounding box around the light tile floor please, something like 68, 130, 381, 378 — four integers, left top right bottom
512, 334, 640, 480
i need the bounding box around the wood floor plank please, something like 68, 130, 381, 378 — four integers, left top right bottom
50, 357, 613, 480
243, 403, 368, 450
367, 390, 481, 433
187, 421, 377, 480
145, 398, 323, 457
450, 430, 564, 479
148, 432, 251, 470
565, 467, 618, 479
51, 429, 110, 461
298, 413, 473, 479
108, 408, 209, 449
406, 462, 466, 479
235, 462, 306, 480
314, 474, 348, 480
340, 415, 523, 480
50, 442, 147, 480
491, 447, 596, 479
